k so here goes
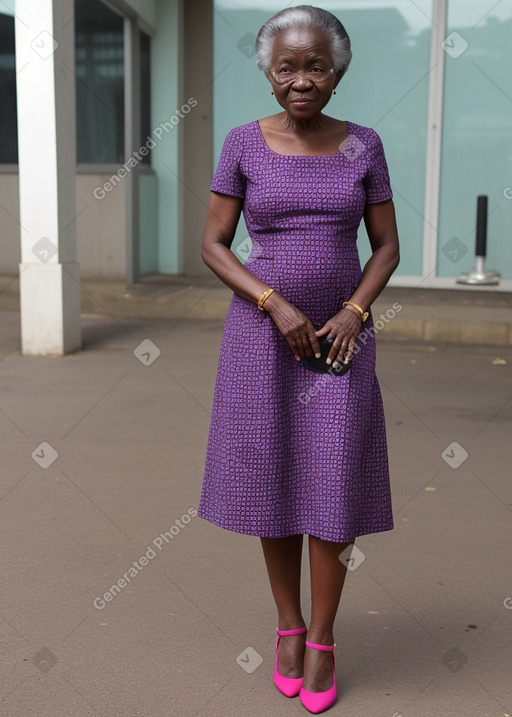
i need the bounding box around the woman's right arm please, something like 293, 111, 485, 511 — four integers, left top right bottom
201, 191, 322, 360
201, 191, 270, 305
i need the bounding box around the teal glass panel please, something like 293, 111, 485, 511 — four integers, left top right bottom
139, 173, 159, 275
213, 1, 432, 277
437, 1, 512, 279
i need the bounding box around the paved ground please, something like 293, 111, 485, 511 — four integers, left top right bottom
1, 308, 511, 717
2, 273, 512, 345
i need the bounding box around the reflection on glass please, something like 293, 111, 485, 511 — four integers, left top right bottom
0, 13, 17, 163
75, 0, 124, 163
437, 0, 512, 279
140, 30, 151, 165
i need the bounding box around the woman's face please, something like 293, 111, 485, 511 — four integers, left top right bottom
269, 28, 339, 119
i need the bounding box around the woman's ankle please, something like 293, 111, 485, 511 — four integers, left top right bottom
277, 615, 306, 631
305, 627, 335, 645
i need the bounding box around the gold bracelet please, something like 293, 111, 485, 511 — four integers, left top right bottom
258, 288, 275, 311
342, 301, 369, 322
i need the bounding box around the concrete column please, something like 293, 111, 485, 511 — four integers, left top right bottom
183, 0, 213, 277
15, 0, 81, 355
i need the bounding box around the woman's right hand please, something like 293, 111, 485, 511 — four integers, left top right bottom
263, 291, 322, 361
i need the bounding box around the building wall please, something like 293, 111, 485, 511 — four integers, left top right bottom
0, 174, 126, 279
123, 0, 156, 28
182, 0, 213, 276
0, 174, 20, 273
0, 0, 186, 282
5, 1, 509, 286
77, 174, 126, 278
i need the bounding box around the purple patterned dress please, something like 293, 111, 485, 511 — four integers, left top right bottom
198, 120, 394, 543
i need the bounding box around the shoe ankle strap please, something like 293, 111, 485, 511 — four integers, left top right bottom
276, 626, 307, 637
305, 640, 335, 652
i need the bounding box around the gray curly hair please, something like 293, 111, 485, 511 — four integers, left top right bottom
255, 5, 352, 79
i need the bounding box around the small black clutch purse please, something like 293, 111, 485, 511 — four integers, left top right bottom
300, 329, 353, 376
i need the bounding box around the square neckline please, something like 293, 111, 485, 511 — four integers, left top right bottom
255, 119, 352, 158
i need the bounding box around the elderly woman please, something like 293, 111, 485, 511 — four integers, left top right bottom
198, 4, 399, 713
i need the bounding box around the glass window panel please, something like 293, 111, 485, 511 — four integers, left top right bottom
0, 12, 17, 164
437, 1, 512, 279
1, 3, 150, 170
213, 1, 432, 277
75, 0, 124, 163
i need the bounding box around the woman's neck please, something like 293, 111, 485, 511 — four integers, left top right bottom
281, 111, 331, 134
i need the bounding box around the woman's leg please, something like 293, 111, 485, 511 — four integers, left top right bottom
260, 535, 306, 678
303, 535, 352, 692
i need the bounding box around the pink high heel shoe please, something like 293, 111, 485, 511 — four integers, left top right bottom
273, 626, 307, 697
299, 640, 337, 714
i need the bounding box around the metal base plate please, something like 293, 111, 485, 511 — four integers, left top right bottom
456, 269, 501, 286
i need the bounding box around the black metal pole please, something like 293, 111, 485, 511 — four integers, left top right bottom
475, 195, 488, 258
457, 193, 500, 284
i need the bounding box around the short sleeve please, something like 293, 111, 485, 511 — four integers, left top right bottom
210, 127, 246, 198
363, 130, 393, 204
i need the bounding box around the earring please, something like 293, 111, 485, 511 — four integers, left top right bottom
332, 89, 336, 95
271, 91, 274, 95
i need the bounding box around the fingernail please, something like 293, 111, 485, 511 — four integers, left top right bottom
332, 361, 341, 370
295, 355, 301, 361
315, 353, 321, 359
326, 358, 332, 365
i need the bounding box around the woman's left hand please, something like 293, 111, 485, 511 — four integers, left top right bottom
315, 308, 363, 367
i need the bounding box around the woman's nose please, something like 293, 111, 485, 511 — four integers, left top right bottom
291, 71, 313, 88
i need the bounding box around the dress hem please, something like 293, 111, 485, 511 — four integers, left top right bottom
198, 513, 394, 544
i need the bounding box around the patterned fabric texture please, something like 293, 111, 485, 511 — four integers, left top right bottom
198, 120, 394, 543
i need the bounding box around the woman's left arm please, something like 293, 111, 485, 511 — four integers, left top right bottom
317, 198, 400, 365
349, 198, 400, 311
